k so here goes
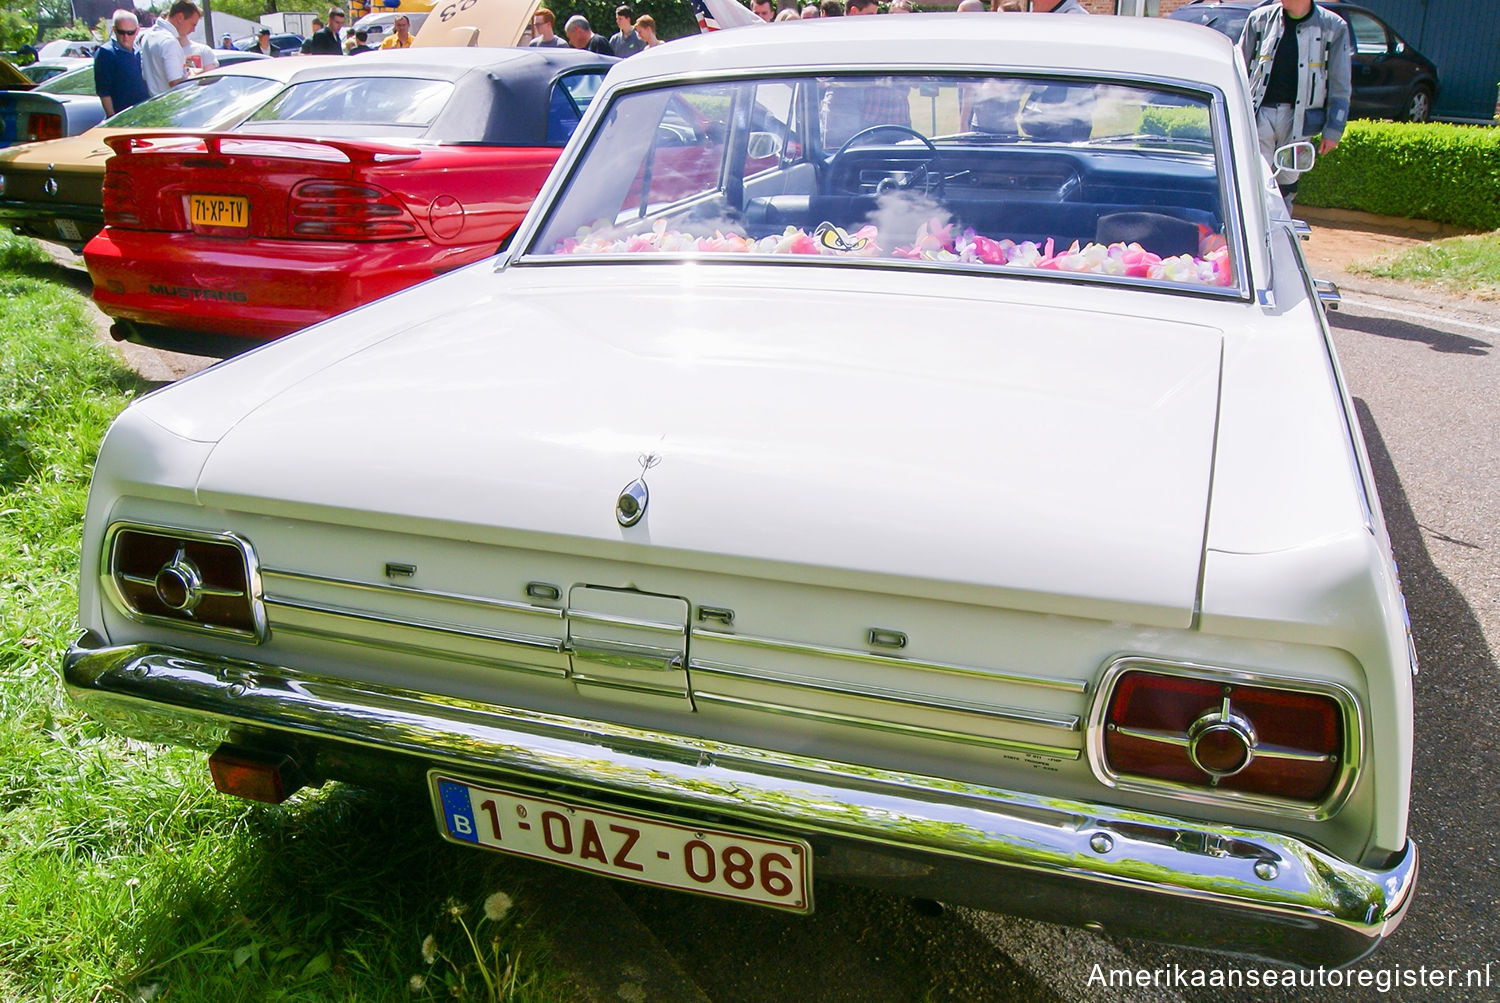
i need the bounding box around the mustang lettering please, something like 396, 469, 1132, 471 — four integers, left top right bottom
147, 284, 248, 302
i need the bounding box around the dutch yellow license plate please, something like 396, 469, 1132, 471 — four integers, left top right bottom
431, 774, 812, 912
189, 194, 248, 228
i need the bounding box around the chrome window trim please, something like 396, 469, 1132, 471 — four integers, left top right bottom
1084, 656, 1362, 821
692, 626, 1087, 693
691, 659, 1080, 732
102, 522, 266, 642
694, 690, 1080, 761
516, 68, 1250, 302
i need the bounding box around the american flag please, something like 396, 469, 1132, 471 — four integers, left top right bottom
691, 0, 764, 31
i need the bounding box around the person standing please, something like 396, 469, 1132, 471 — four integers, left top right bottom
633, 14, 663, 45
379, 14, 413, 48
347, 28, 374, 53
253, 26, 274, 55
304, 8, 345, 54
527, 8, 569, 47
564, 15, 614, 56
751, 0, 774, 21
1239, 0, 1352, 212
94, 10, 149, 116
609, 5, 644, 57
138, 1, 200, 96
299, 18, 322, 53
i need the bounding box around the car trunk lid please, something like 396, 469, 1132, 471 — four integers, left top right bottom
189, 273, 1224, 627
99, 132, 424, 239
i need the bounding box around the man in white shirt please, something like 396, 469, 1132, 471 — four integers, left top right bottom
139, 0, 201, 96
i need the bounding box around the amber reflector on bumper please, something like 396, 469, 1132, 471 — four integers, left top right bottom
1103, 670, 1343, 803
107, 526, 261, 638
209, 745, 304, 804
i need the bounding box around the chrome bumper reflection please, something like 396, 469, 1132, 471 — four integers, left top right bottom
62, 636, 1416, 966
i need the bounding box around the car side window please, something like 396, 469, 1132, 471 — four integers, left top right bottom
742, 81, 794, 179
546, 71, 606, 145
1343, 12, 1390, 57
105, 76, 285, 129
36, 66, 96, 95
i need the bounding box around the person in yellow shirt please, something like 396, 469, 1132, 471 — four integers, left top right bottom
379, 14, 412, 48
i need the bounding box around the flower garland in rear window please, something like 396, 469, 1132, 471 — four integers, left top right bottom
552, 218, 1233, 288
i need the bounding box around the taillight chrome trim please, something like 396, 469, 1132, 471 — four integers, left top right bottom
101, 522, 267, 642
1085, 656, 1362, 821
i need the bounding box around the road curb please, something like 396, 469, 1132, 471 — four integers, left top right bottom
1298, 206, 1477, 239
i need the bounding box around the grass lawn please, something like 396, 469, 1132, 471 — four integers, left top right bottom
0, 233, 564, 1002
1350, 229, 1500, 299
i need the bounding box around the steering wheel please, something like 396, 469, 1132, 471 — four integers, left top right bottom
825, 125, 944, 198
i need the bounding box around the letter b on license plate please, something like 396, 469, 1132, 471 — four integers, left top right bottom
430, 775, 811, 912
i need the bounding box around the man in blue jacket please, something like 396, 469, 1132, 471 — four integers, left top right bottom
94, 9, 150, 116
1239, 0, 1352, 211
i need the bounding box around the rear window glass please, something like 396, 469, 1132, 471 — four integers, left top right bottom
105, 74, 284, 129
246, 77, 453, 128
528, 73, 1235, 293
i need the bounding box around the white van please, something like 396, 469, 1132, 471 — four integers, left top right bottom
351, 10, 429, 46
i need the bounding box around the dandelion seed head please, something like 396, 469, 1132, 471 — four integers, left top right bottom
408, 973, 426, 993
421, 934, 438, 965
483, 891, 513, 922
444, 897, 465, 919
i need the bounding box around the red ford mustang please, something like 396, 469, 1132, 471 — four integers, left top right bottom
85, 47, 611, 353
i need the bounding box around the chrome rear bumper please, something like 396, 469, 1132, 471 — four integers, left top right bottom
63, 635, 1416, 966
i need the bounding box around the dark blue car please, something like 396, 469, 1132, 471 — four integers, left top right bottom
1169, 0, 1440, 122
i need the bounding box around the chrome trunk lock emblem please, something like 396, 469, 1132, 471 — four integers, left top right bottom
43, 177, 59, 196
616, 452, 660, 527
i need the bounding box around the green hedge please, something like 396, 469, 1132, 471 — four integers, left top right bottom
562, 0, 701, 41
1298, 120, 1500, 232
1140, 106, 1211, 141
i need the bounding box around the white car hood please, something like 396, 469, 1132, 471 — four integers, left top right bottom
182, 271, 1223, 625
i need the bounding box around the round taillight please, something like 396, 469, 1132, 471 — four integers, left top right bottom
1187, 711, 1255, 778
154, 554, 204, 613
109, 527, 261, 638
1099, 667, 1346, 807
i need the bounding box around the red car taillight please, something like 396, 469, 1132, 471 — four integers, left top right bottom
101, 171, 140, 228
288, 180, 418, 240
1100, 667, 1346, 806
26, 112, 62, 142
106, 526, 263, 640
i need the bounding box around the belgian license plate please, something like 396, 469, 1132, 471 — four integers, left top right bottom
430, 774, 812, 912
55, 218, 81, 242
189, 194, 249, 228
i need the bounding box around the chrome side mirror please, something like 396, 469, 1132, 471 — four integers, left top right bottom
746, 131, 784, 161
1273, 140, 1316, 174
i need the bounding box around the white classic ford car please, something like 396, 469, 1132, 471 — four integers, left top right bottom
65, 16, 1416, 965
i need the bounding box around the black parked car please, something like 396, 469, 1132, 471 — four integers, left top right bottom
1168, 1, 1440, 122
